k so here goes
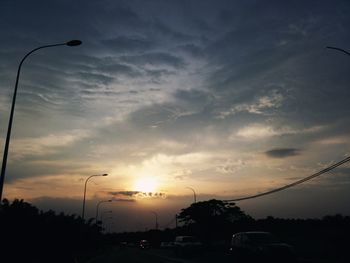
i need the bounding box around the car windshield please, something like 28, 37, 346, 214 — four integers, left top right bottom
247, 233, 279, 244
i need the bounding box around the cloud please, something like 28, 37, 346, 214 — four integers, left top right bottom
235, 124, 289, 139
314, 136, 350, 146
111, 198, 136, 202
216, 159, 246, 174
234, 124, 323, 140
109, 191, 166, 199
110, 191, 140, 197
11, 129, 91, 160
218, 89, 284, 119
120, 52, 186, 69
265, 148, 301, 158
151, 19, 194, 42
171, 169, 193, 180
102, 36, 154, 53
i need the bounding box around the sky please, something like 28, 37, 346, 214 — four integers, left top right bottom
1, 0, 350, 232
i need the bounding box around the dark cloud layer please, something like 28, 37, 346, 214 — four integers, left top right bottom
109, 191, 166, 199
265, 148, 301, 158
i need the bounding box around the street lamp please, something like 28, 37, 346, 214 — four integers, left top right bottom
175, 213, 179, 228
100, 210, 112, 221
95, 199, 112, 223
109, 222, 115, 233
102, 216, 113, 233
0, 40, 82, 202
326, 46, 350, 56
82, 173, 108, 219
186, 187, 197, 203
150, 211, 158, 230
101, 211, 113, 231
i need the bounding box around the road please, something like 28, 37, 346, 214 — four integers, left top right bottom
86, 247, 230, 263
86, 246, 336, 263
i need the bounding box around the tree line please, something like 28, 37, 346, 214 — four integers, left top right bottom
0, 199, 108, 263
1, 198, 349, 262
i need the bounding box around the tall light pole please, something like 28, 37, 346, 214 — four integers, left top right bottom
150, 211, 158, 230
95, 199, 112, 223
186, 187, 197, 203
82, 173, 108, 219
0, 40, 82, 202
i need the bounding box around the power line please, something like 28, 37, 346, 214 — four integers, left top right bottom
224, 156, 350, 202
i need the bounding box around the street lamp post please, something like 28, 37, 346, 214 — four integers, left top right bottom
109, 222, 115, 233
102, 216, 113, 233
100, 210, 112, 222
0, 40, 82, 202
101, 210, 112, 230
150, 211, 158, 230
82, 173, 108, 219
95, 199, 112, 223
186, 187, 197, 203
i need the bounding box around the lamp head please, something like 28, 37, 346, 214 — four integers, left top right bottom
102, 173, 108, 176
66, 40, 82, 46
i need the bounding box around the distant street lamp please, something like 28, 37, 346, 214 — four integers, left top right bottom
82, 173, 108, 219
100, 210, 112, 222
150, 211, 158, 230
186, 187, 197, 203
175, 213, 179, 228
102, 216, 113, 233
95, 199, 112, 222
0, 40, 82, 202
109, 222, 115, 233
101, 210, 113, 229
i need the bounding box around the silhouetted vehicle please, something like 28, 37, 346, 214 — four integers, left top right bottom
120, 241, 128, 247
160, 241, 175, 248
174, 236, 202, 256
139, 239, 151, 249
229, 231, 296, 262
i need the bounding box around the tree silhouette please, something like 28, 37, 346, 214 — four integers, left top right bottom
178, 199, 250, 225
0, 199, 106, 263
177, 199, 251, 242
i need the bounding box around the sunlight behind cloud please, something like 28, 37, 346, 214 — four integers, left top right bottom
133, 177, 158, 193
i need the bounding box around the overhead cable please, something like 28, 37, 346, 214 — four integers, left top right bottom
224, 156, 350, 202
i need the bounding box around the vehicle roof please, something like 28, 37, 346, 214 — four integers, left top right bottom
234, 231, 271, 235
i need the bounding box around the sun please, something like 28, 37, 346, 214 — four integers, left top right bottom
134, 177, 158, 193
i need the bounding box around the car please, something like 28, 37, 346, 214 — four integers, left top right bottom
229, 231, 296, 262
160, 241, 175, 248
119, 241, 128, 247
174, 236, 202, 255
139, 239, 151, 249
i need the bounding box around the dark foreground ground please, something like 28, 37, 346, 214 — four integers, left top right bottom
86, 246, 342, 263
